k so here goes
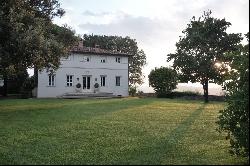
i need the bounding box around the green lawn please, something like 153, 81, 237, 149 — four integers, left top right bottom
0, 98, 248, 165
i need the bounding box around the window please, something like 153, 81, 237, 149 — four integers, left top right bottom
61, 55, 71, 61
115, 57, 121, 63
116, 76, 121, 86
83, 56, 90, 62
83, 76, 91, 89
100, 56, 107, 63
66, 75, 73, 87
48, 74, 55, 86
101, 76, 106, 87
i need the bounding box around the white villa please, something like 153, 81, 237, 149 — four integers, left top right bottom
37, 41, 131, 98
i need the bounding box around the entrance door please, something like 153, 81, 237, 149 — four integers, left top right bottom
83, 76, 91, 92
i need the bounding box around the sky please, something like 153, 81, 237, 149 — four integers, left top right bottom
51, 0, 249, 94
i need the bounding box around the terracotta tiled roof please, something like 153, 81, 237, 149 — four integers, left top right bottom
70, 42, 132, 56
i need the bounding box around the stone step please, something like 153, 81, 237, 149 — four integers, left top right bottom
59, 92, 116, 98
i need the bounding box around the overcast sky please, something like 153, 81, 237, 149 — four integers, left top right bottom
53, 0, 249, 93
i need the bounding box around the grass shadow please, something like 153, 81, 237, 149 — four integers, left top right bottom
124, 103, 207, 165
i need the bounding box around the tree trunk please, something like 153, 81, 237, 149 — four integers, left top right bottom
34, 67, 38, 87
3, 73, 8, 97
203, 80, 209, 103
203, 80, 208, 103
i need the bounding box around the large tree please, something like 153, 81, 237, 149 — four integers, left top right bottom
217, 33, 249, 156
0, 0, 77, 96
167, 10, 242, 102
82, 34, 147, 86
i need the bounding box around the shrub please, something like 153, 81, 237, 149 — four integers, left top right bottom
21, 76, 35, 91
20, 76, 35, 98
217, 33, 249, 156
172, 91, 201, 97
137, 90, 144, 96
76, 83, 81, 88
148, 67, 178, 97
94, 83, 99, 88
7, 70, 29, 94
129, 86, 137, 97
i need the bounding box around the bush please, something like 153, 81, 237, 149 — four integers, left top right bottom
94, 83, 99, 88
7, 70, 29, 94
217, 33, 249, 156
20, 76, 35, 98
154, 91, 201, 99
137, 90, 144, 96
76, 83, 81, 88
156, 92, 172, 98
20, 91, 32, 99
172, 91, 201, 97
21, 76, 35, 91
129, 86, 137, 97
217, 90, 249, 156
148, 67, 178, 98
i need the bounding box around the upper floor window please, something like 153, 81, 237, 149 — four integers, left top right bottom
115, 76, 121, 86
115, 57, 121, 63
100, 56, 107, 63
66, 75, 73, 87
101, 75, 106, 87
82, 56, 90, 62
48, 74, 56, 86
61, 55, 71, 61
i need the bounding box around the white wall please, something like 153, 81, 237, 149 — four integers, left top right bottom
37, 53, 129, 98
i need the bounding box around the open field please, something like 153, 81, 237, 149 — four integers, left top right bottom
0, 98, 248, 164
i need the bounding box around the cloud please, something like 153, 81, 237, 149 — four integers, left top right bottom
82, 10, 111, 17
56, 0, 249, 92
78, 11, 183, 88
206, 0, 249, 33
78, 12, 179, 48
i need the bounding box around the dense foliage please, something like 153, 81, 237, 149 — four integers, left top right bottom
83, 34, 147, 86
167, 10, 242, 102
217, 33, 249, 156
6, 69, 29, 94
148, 67, 178, 97
0, 0, 77, 96
129, 86, 137, 97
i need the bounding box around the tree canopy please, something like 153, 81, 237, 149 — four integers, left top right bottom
0, 0, 77, 96
217, 32, 249, 156
82, 34, 147, 86
167, 10, 242, 102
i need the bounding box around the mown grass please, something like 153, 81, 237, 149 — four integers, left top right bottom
0, 98, 248, 165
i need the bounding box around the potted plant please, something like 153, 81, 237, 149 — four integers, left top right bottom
76, 83, 81, 88
94, 83, 99, 88
94, 83, 99, 93
75, 83, 82, 93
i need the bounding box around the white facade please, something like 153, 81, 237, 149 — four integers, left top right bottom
37, 53, 129, 98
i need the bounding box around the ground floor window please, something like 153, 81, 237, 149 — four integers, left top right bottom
48, 74, 56, 86
66, 75, 73, 87
115, 57, 121, 63
116, 76, 121, 86
101, 76, 106, 87
83, 76, 91, 89
83, 56, 90, 62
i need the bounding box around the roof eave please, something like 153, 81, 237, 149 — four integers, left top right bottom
70, 51, 133, 57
